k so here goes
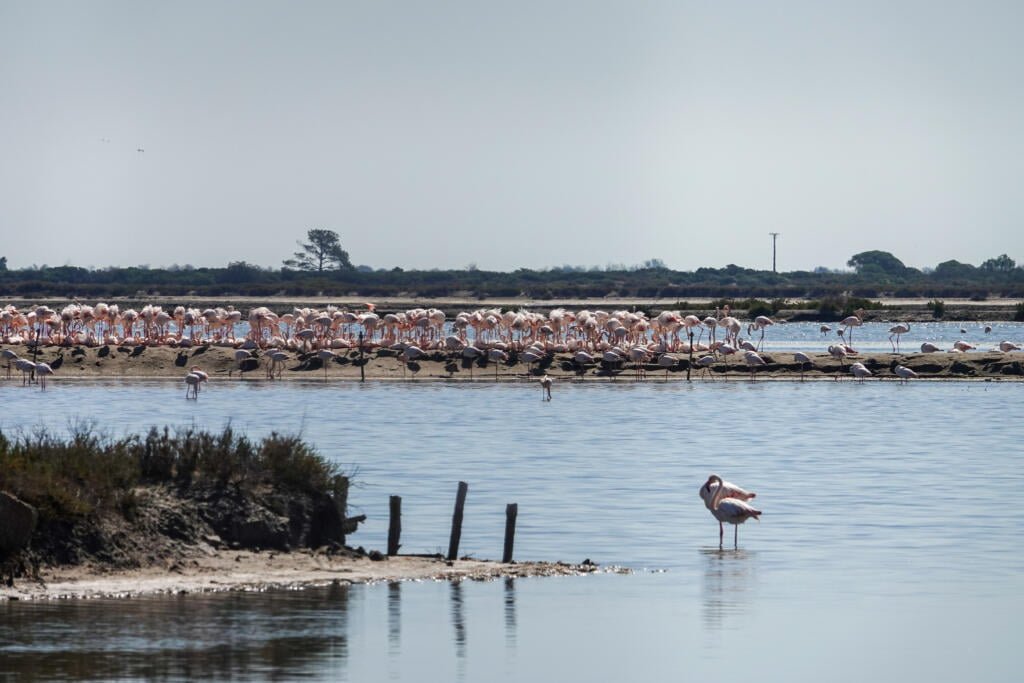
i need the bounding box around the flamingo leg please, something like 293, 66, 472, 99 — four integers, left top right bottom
719, 521, 724, 547
734, 524, 738, 548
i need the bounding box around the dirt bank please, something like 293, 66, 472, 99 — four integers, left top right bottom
2, 343, 1022, 382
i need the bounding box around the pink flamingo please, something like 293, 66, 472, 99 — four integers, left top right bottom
700, 474, 761, 548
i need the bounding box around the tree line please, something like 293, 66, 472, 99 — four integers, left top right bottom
0, 230, 1021, 300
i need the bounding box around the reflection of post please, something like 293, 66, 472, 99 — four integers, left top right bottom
504, 577, 517, 649
387, 581, 401, 655
447, 481, 469, 561
450, 581, 467, 660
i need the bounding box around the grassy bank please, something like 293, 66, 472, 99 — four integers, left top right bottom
0, 427, 353, 573
0, 427, 347, 524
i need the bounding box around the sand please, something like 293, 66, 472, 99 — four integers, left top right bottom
0, 550, 613, 601
1, 342, 1021, 383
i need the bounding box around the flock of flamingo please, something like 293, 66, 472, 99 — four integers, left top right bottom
1, 302, 1021, 391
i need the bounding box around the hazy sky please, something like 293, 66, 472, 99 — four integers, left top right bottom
2, 1, 1022, 272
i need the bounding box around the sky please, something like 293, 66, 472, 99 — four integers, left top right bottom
2, 1, 1022, 273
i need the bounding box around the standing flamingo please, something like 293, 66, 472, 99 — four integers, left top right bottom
1, 348, 18, 379
699, 474, 761, 549
34, 362, 54, 389
185, 371, 202, 399
793, 351, 812, 381
539, 374, 552, 400
747, 316, 773, 351
888, 323, 910, 353
317, 349, 336, 380
849, 361, 872, 381
827, 344, 847, 379
840, 315, 862, 346
891, 363, 918, 383
743, 350, 766, 381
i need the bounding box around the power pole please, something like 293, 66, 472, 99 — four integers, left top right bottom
769, 232, 780, 273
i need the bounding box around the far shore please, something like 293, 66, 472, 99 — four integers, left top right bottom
2, 295, 1022, 317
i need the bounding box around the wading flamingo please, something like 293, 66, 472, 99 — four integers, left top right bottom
793, 351, 812, 381
699, 474, 761, 549
891, 363, 918, 383
888, 323, 910, 353
747, 316, 773, 351
540, 374, 552, 400
34, 362, 54, 389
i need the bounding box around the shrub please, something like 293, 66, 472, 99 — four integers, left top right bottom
927, 299, 946, 319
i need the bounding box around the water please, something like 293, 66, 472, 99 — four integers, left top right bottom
1, 379, 1022, 682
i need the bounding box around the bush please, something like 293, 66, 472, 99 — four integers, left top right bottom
927, 299, 946, 319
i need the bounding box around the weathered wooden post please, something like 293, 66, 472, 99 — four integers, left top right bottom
447, 481, 469, 561
686, 330, 693, 381
502, 503, 518, 563
387, 495, 402, 556
358, 332, 365, 382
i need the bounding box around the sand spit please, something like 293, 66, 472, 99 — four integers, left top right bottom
1, 343, 1021, 382
1, 552, 613, 601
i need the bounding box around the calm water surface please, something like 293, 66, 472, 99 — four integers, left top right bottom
1, 379, 1021, 682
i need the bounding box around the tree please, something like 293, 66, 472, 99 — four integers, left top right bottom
847, 250, 907, 276
933, 260, 977, 280
283, 229, 353, 272
980, 253, 1016, 273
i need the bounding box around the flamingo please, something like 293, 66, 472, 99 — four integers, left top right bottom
185, 371, 202, 399
891, 363, 918, 383
743, 350, 765, 381
696, 354, 716, 380
888, 323, 910, 353
540, 374, 552, 400
747, 316, 773, 351
920, 342, 942, 353
15, 358, 35, 385
317, 349, 336, 379
793, 351, 812, 381
34, 362, 54, 389
827, 344, 847, 379
656, 353, 679, 380
998, 341, 1021, 352
819, 324, 831, 336
840, 315, 862, 346
952, 340, 975, 352
1, 348, 18, 379
700, 474, 761, 548
849, 361, 872, 381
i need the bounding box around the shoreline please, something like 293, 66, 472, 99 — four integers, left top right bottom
3, 343, 1022, 382
1, 551, 612, 601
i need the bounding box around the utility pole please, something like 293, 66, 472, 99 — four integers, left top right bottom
769, 232, 780, 273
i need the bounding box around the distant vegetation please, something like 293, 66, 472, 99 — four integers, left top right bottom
1, 248, 1022, 300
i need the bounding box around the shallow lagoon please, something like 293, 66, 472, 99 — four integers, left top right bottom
1, 379, 1021, 682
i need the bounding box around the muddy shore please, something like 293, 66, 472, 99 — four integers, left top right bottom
2, 342, 1022, 382
1, 552, 609, 601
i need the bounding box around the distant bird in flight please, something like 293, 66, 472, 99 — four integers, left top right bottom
137, 148, 145, 153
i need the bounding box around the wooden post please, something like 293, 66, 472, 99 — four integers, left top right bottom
447, 481, 469, 561
502, 503, 518, 563
686, 330, 693, 381
387, 495, 402, 556
358, 332, 365, 382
